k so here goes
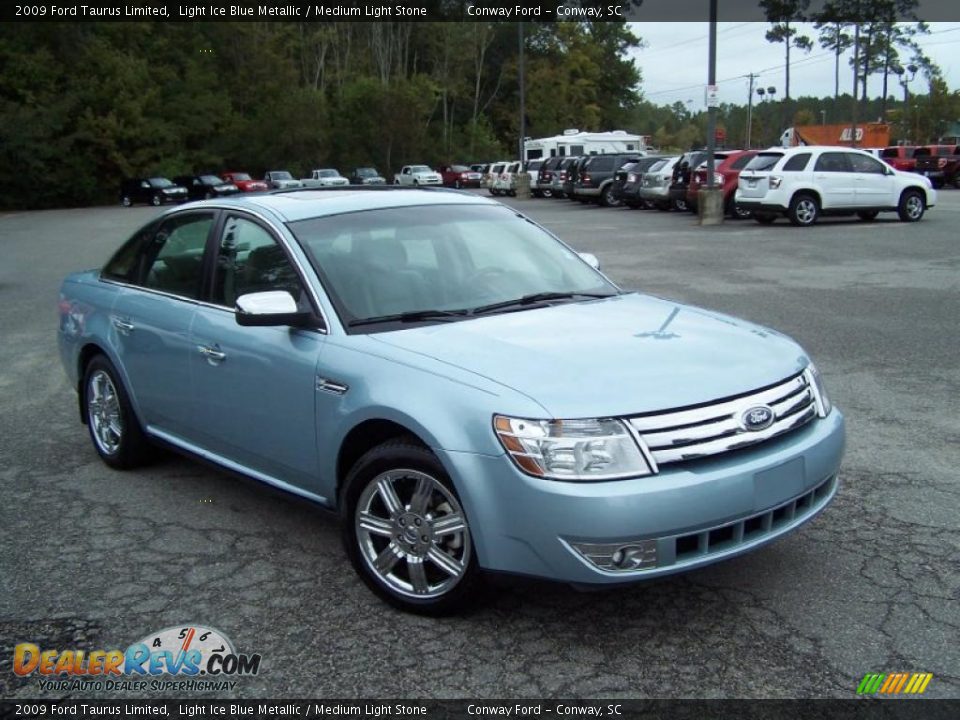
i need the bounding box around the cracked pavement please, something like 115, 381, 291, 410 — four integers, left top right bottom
0, 191, 957, 699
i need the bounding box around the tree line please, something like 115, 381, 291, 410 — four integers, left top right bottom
0, 21, 642, 209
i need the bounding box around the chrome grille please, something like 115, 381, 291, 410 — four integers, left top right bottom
628, 372, 817, 466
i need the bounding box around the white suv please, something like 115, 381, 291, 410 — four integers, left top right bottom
735, 146, 936, 227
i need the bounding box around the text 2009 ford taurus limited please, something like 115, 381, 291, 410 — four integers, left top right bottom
58, 189, 845, 614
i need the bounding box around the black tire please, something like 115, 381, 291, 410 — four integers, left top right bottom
151, 194, 162, 207
897, 189, 925, 222
340, 439, 481, 615
788, 193, 819, 227
600, 184, 620, 208
82, 355, 152, 469
727, 199, 753, 220
121, 196, 132, 207
857, 210, 879, 222
754, 213, 777, 224
542, 189, 553, 198
394, 179, 400, 185
672, 198, 688, 212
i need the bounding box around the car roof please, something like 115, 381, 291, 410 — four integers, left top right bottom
182, 188, 501, 223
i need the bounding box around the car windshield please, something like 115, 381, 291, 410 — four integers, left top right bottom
744, 153, 783, 171
148, 178, 174, 188
647, 159, 668, 173
410, 165, 432, 173
231, 173, 252, 181
356, 168, 377, 176
288, 204, 618, 329
272, 171, 294, 180
201, 175, 225, 185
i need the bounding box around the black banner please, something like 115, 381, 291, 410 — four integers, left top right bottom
2, 0, 959, 23
3, 700, 960, 720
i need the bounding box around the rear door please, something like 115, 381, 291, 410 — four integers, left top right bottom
109, 210, 216, 437
813, 151, 856, 208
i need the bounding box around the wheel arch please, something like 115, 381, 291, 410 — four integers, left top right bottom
791, 187, 822, 208
76, 342, 143, 429
335, 418, 433, 506
899, 185, 928, 205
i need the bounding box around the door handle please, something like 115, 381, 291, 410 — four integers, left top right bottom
112, 317, 135, 334
197, 344, 227, 363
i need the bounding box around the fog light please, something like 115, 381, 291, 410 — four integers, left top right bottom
568, 539, 657, 572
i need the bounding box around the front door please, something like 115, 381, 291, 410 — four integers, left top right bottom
847, 152, 896, 208
189, 213, 326, 494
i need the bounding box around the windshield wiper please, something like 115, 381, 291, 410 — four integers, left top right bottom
347, 308, 470, 327
470, 291, 617, 316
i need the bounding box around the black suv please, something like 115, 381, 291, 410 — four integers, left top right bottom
668, 150, 708, 211
348, 167, 387, 185
173, 174, 241, 201
614, 156, 665, 208
120, 177, 188, 207
573, 153, 644, 206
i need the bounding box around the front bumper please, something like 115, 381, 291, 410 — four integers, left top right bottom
440, 409, 844, 585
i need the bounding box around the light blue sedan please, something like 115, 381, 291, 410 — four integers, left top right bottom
58, 188, 845, 614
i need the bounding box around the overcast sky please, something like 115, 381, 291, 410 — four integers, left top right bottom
628, 22, 960, 109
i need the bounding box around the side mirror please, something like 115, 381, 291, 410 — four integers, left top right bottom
235, 291, 314, 328
579, 252, 601, 270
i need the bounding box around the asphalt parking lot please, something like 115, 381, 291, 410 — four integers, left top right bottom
1, 190, 958, 700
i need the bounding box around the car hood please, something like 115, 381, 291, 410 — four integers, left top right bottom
370, 293, 808, 418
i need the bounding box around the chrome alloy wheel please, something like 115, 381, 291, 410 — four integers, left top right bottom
904, 194, 924, 220
355, 469, 471, 599
795, 198, 817, 224
87, 369, 123, 455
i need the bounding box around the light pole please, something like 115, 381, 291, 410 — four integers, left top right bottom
892, 63, 918, 143
821, 109, 827, 125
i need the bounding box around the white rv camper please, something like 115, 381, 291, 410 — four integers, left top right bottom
523, 129, 651, 161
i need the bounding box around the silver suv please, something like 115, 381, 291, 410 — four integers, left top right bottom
735, 146, 936, 227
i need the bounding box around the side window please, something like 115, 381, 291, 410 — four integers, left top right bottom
847, 153, 886, 174
213, 216, 303, 307
102, 223, 156, 282
814, 152, 850, 173
141, 213, 214, 298
783, 153, 812, 172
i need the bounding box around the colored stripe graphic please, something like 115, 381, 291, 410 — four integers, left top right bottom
857, 672, 932, 695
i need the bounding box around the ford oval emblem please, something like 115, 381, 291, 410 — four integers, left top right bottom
741, 405, 775, 432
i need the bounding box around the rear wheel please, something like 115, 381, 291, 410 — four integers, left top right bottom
897, 189, 925, 222
542, 189, 553, 198
151, 195, 162, 207
121, 196, 132, 207
83, 355, 152, 469
788, 193, 819, 227
672, 198, 688, 212
341, 439, 480, 615
857, 210, 879, 222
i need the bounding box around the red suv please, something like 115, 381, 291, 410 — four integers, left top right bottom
686, 150, 758, 218
220, 172, 268, 192
436, 165, 482, 188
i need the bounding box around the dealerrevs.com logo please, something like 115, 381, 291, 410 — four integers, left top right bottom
13, 624, 261, 692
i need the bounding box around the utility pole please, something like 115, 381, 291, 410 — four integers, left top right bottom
699, 0, 723, 225
745, 73, 758, 148
518, 22, 525, 161
851, 20, 860, 147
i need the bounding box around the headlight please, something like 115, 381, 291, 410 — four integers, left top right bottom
805, 363, 832, 417
494, 416, 652, 481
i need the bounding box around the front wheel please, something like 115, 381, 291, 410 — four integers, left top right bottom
151, 194, 162, 207
897, 189, 925, 222
83, 355, 152, 469
341, 440, 480, 615
121, 195, 132, 207
600, 184, 620, 207
672, 198, 688, 212
788, 193, 819, 227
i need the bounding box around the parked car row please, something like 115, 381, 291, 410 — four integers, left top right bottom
880, 144, 960, 188
120, 167, 388, 206
520, 144, 939, 228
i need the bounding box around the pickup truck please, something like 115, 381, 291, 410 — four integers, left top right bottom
264, 170, 303, 189
913, 145, 960, 188
393, 165, 442, 186
301, 169, 349, 188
